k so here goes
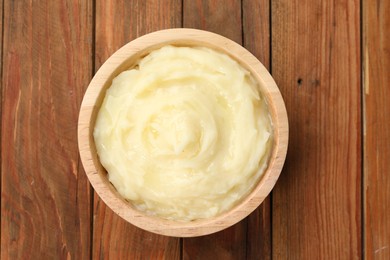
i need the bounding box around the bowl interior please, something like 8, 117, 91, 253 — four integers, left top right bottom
78, 29, 288, 237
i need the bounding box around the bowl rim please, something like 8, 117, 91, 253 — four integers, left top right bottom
78, 28, 288, 237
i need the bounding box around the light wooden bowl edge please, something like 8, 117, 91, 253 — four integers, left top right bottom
78, 28, 289, 237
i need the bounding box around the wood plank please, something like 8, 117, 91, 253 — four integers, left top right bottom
0, 0, 2, 256
271, 0, 361, 258
363, 0, 390, 258
183, 0, 242, 44
182, 1, 246, 259
93, 1, 181, 259
243, 0, 272, 259
1, 0, 93, 258
0, 0, 2, 90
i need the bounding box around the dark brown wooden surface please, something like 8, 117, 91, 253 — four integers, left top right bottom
1, 0, 389, 259
1, 0, 93, 259
271, 0, 362, 258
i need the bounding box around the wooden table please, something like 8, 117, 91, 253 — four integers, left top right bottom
1, 0, 389, 259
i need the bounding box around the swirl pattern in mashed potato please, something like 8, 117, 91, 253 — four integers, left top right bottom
94, 45, 272, 221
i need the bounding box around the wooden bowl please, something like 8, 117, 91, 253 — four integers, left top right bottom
78, 28, 288, 237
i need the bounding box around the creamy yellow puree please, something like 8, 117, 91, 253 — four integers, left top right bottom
94, 45, 272, 221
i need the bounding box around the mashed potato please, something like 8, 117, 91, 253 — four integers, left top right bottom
94, 45, 272, 221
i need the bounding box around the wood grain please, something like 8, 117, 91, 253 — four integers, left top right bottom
271, 0, 361, 258
243, 0, 272, 258
363, 0, 390, 258
1, 0, 93, 258
93, 1, 181, 258
183, 0, 242, 44
2, 0, 388, 258
182, 0, 247, 259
